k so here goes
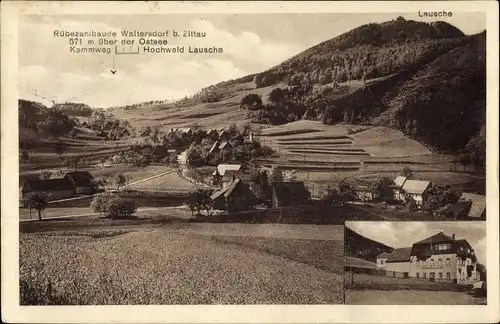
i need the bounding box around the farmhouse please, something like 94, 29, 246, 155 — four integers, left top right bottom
186, 148, 203, 166
63, 171, 94, 194
401, 179, 432, 206
271, 181, 311, 208
21, 178, 74, 201
393, 176, 407, 201
460, 192, 486, 219
210, 178, 258, 213
376, 231, 478, 284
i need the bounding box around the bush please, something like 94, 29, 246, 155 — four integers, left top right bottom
90, 193, 137, 219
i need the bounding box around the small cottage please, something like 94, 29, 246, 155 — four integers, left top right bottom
211, 178, 257, 212
271, 181, 311, 208
21, 178, 74, 201
401, 180, 432, 207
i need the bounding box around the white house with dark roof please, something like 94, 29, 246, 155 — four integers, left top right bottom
376, 231, 479, 283
401, 179, 432, 206
213, 164, 242, 177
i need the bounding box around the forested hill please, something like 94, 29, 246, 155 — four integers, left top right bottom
119, 18, 486, 160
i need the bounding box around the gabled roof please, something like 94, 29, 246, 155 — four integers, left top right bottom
384, 247, 412, 262
393, 176, 407, 188
414, 231, 455, 245
461, 192, 486, 218
23, 179, 73, 192
272, 181, 310, 203
345, 256, 377, 270
213, 164, 242, 176
222, 170, 240, 182
224, 178, 241, 198
208, 141, 220, 153
377, 252, 392, 259
64, 171, 94, 187
402, 180, 431, 195
218, 141, 232, 149
210, 187, 228, 200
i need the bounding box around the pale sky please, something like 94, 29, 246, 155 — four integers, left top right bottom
18, 12, 486, 108
347, 222, 486, 264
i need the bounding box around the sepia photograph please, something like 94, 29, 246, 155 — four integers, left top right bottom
16, 10, 487, 305
1, 1, 498, 323
344, 221, 487, 305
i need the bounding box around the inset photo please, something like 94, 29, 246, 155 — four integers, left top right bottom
344, 221, 486, 305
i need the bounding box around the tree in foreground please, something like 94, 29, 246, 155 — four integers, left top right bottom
25, 193, 48, 220
186, 189, 213, 216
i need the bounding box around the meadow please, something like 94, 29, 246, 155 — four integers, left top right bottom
20, 224, 344, 305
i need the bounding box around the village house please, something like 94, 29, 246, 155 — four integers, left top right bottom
210, 178, 258, 213
376, 247, 412, 278
186, 148, 203, 166
209, 141, 233, 160
400, 179, 432, 207
63, 171, 95, 194
271, 181, 311, 208
393, 176, 407, 201
376, 231, 478, 284
460, 192, 486, 219
218, 130, 230, 141
213, 164, 242, 177
207, 129, 219, 140
21, 178, 74, 201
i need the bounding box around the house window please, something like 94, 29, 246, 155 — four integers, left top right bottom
422, 272, 427, 279
446, 258, 451, 266
439, 273, 443, 279
430, 259, 435, 268
416, 273, 420, 278
446, 272, 451, 279
416, 260, 420, 267
430, 272, 435, 278
438, 259, 442, 267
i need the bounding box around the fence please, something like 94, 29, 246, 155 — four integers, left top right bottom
344, 271, 470, 292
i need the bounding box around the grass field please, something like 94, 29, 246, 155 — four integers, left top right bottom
20, 224, 344, 305
345, 290, 485, 305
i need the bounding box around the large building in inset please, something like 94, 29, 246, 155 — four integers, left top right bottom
376, 231, 478, 283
